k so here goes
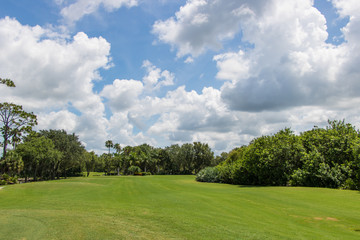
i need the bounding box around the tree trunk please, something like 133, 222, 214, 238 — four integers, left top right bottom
34, 166, 38, 181
2, 136, 8, 159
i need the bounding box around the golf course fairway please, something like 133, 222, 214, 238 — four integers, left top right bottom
0, 175, 359, 239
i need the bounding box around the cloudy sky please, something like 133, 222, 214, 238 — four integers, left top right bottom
0, 0, 359, 154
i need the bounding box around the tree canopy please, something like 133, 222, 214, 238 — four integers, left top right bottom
197, 120, 360, 190
0, 78, 15, 87
0, 103, 37, 159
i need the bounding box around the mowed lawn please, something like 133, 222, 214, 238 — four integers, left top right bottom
0, 175, 360, 240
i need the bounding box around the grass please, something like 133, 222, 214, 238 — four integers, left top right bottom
0, 175, 360, 239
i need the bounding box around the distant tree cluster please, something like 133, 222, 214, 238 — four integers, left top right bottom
95, 141, 216, 176
1, 130, 85, 183
197, 120, 360, 190
1, 78, 38, 184
1, 129, 216, 185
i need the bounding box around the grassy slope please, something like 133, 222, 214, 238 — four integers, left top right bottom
0, 175, 359, 240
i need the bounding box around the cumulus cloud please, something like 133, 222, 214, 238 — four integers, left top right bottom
100, 79, 144, 111
151, 0, 360, 114
37, 110, 78, 133
100, 60, 174, 113
146, 0, 360, 153
214, 0, 360, 112
0, 17, 111, 152
142, 60, 174, 91
152, 0, 268, 57
59, 0, 138, 24
154, 0, 358, 113
0, 17, 111, 111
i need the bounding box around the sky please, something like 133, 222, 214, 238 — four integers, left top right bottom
0, 0, 359, 155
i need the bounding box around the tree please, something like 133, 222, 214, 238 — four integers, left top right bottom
0, 103, 37, 160
102, 153, 115, 175
39, 130, 85, 178
105, 140, 114, 154
0, 78, 15, 87
83, 151, 97, 177
0, 150, 23, 177
113, 153, 122, 176
16, 133, 62, 182
114, 143, 121, 153
193, 142, 214, 174
179, 143, 195, 174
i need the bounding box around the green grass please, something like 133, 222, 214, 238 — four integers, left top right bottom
0, 175, 360, 239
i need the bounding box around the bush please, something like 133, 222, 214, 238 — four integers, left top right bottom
9, 176, 18, 184
196, 167, 220, 183
1, 173, 9, 181
0, 174, 18, 185
342, 178, 359, 190
128, 166, 141, 175
212, 121, 360, 189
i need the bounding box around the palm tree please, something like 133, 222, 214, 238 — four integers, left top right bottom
114, 143, 121, 154
105, 140, 113, 154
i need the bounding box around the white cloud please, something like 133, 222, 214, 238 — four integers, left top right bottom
100, 79, 144, 111
152, 0, 268, 58
184, 56, 194, 63
147, 0, 360, 153
208, 0, 360, 113
60, 0, 138, 24
0, 17, 111, 152
142, 60, 174, 91
37, 110, 78, 133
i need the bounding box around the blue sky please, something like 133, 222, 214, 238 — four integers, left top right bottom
0, 0, 359, 154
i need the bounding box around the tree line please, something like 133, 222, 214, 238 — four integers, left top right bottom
0, 128, 216, 184
196, 120, 360, 190
95, 141, 218, 177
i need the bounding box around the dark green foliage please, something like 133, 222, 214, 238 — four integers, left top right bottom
128, 165, 141, 175
0, 102, 37, 159
15, 130, 86, 181
212, 152, 228, 166
0, 78, 15, 87
83, 151, 97, 177
38, 130, 85, 178
0, 173, 17, 185
239, 128, 305, 186
288, 120, 359, 188
95, 142, 215, 176
0, 150, 23, 177
200, 120, 360, 190
105, 140, 114, 154
193, 142, 214, 173
16, 133, 62, 181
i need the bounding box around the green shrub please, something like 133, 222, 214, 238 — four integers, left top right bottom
342, 178, 359, 190
288, 169, 307, 186
1, 173, 9, 181
196, 167, 220, 183
9, 176, 18, 184
0, 174, 18, 184
128, 166, 141, 175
